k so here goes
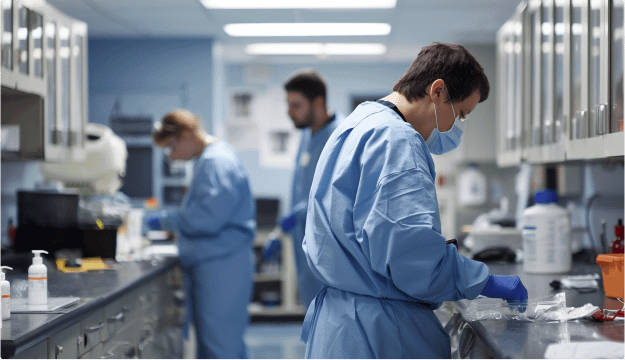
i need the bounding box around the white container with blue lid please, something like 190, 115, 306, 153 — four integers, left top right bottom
522, 189, 571, 274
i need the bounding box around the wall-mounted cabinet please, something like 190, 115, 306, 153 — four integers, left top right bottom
497, 0, 623, 166
1, 0, 87, 162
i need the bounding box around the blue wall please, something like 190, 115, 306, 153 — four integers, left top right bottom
88, 38, 213, 131
223, 61, 411, 216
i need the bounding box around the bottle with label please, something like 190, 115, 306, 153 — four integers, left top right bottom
1, 266, 13, 320
522, 189, 571, 274
28, 250, 49, 306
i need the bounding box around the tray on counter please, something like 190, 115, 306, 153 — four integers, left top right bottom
10, 297, 80, 313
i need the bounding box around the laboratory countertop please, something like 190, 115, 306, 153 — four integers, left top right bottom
453, 261, 624, 359
1, 256, 180, 358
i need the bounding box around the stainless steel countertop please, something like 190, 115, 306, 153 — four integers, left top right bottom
1, 256, 180, 358
453, 261, 624, 358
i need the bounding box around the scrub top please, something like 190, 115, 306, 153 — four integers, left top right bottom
301, 101, 489, 358
289, 112, 342, 308
158, 140, 256, 268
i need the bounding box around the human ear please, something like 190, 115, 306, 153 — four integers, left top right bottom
312, 96, 325, 109
429, 79, 446, 102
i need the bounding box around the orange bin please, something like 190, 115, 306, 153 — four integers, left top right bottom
596, 253, 624, 299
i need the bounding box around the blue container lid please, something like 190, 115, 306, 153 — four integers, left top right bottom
535, 189, 558, 204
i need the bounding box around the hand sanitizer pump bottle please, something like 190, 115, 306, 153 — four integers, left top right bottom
1, 266, 13, 320
28, 250, 49, 306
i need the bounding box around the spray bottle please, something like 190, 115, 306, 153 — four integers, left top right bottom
1, 266, 13, 320
612, 219, 624, 254
28, 250, 49, 306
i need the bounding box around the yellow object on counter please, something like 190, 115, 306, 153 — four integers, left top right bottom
56, 258, 112, 273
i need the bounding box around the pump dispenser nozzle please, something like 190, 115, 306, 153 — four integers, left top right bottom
31, 250, 49, 265
1, 266, 12, 280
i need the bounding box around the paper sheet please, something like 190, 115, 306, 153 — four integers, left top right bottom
544, 341, 624, 359
11, 297, 80, 313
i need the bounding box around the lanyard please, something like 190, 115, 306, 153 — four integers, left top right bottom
376, 100, 407, 122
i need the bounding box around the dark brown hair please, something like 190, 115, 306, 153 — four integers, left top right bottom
284, 69, 327, 105
393, 43, 489, 103
152, 109, 200, 144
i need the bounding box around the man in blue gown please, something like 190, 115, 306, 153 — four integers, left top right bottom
268, 70, 343, 309
148, 109, 255, 358
301, 43, 528, 358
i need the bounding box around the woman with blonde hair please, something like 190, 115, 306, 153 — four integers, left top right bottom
148, 109, 255, 358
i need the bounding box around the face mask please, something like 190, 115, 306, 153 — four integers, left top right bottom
426, 92, 466, 155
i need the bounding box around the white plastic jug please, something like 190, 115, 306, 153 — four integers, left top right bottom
458, 164, 487, 206
522, 189, 571, 274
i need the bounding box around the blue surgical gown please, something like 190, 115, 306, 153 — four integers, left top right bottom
301, 101, 490, 358
289, 112, 342, 308
156, 140, 255, 359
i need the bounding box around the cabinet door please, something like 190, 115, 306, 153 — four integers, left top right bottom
12, 339, 48, 359
529, 0, 543, 147
541, 0, 555, 146
58, 23, 71, 150
553, 0, 566, 144
70, 22, 87, 161
603, 0, 625, 156
79, 342, 103, 359
497, 8, 526, 167
45, 20, 60, 147
104, 296, 128, 340
2, 0, 14, 86
16, 2, 27, 76
103, 320, 139, 359
610, 0, 623, 134
567, 0, 623, 158
12, 0, 44, 95
48, 322, 79, 359
79, 308, 105, 357
588, 0, 609, 137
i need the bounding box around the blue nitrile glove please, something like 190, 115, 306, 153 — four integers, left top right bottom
262, 226, 283, 262
279, 212, 297, 232
263, 238, 282, 262
146, 215, 161, 230
480, 274, 528, 312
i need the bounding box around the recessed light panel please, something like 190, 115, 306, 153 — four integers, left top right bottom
224, 23, 391, 37
201, 0, 396, 9
245, 43, 386, 55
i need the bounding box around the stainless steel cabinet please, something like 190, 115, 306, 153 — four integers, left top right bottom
497, 0, 624, 166
11, 265, 184, 359
1, 0, 87, 162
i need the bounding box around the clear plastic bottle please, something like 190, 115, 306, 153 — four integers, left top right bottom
28, 250, 49, 306
522, 189, 571, 274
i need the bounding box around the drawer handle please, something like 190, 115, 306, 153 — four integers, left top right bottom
55, 345, 63, 358
86, 322, 105, 333
99, 351, 115, 359
107, 312, 125, 323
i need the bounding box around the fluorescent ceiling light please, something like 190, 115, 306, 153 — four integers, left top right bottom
224, 23, 391, 37
201, 0, 396, 9
245, 43, 386, 55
